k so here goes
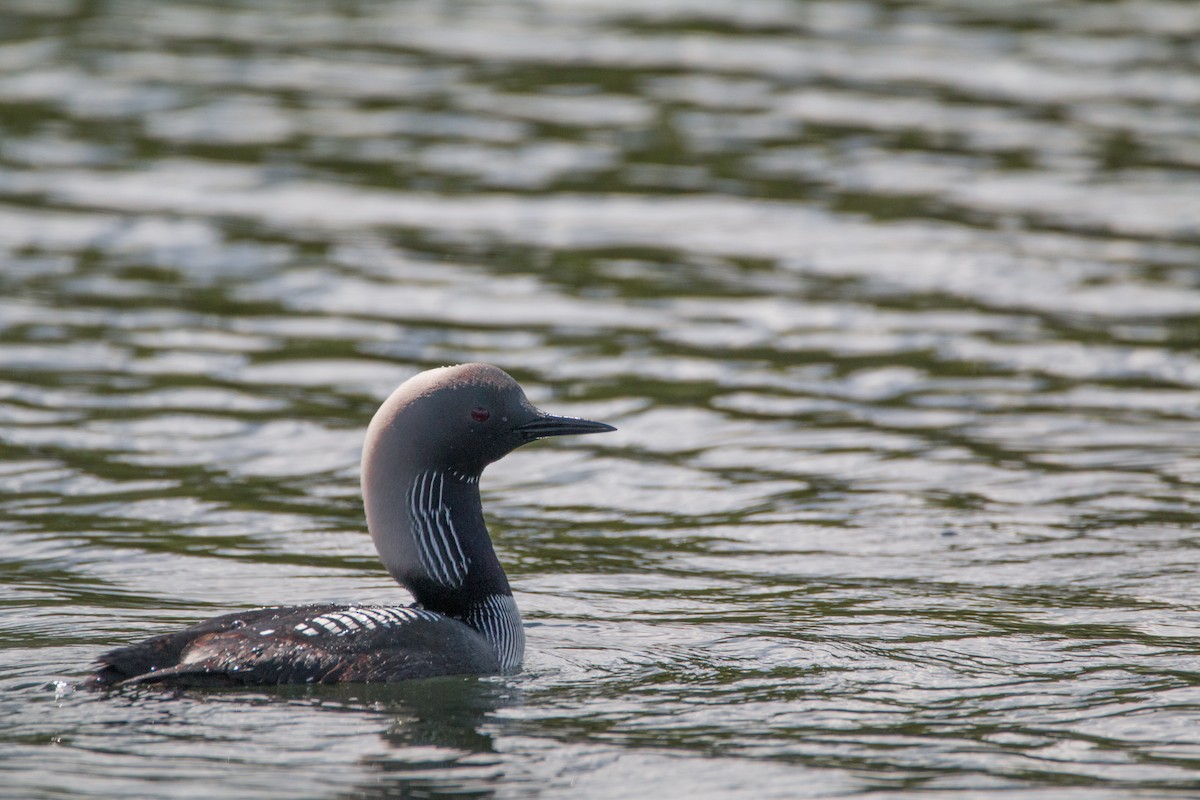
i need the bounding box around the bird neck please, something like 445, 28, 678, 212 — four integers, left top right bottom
365, 463, 512, 615
464, 593, 525, 674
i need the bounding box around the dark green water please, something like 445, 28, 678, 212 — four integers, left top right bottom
2, 1, 1200, 797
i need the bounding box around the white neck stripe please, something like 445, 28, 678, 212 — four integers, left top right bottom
408, 469, 470, 588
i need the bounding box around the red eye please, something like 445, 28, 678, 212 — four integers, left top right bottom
471, 407, 490, 422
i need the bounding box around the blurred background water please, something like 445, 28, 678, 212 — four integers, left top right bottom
2, 0, 1200, 797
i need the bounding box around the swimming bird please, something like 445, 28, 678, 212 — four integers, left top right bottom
85, 363, 614, 687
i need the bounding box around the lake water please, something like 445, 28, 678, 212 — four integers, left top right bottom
2, 0, 1200, 797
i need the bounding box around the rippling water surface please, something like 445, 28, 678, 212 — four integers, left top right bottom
3, 1, 1200, 797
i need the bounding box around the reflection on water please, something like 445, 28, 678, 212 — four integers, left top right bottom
2, 0, 1200, 797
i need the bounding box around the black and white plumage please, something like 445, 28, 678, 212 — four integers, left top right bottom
85, 363, 614, 688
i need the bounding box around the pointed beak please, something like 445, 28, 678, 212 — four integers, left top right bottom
513, 413, 616, 441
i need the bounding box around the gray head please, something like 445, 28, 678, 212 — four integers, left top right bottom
361, 363, 614, 600
363, 363, 613, 475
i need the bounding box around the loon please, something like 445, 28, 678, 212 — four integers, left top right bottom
86, 363, 614, 688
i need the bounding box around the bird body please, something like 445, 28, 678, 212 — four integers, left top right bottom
88, 604, 501, 687
86, 364, 613, 688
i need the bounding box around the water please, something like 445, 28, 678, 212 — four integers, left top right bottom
2, 0, 1200, 797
